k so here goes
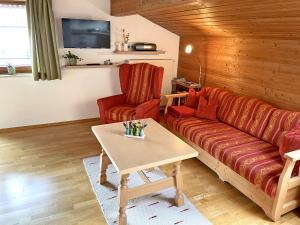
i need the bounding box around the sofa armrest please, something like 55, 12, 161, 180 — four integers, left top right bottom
164, 92, 189, 114
285, 149, 300, 162
136, 99, 160, 117
97, 94, 126, 124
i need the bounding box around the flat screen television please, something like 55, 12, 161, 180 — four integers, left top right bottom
62, 18, 110, 49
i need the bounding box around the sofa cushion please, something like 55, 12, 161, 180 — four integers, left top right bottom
217, 95, 275, 139
165, 114, 219, 138
219, 140, 282, 197
262, 109, 300, 147
195, 96, 218, 121
168, 105, 196, 118
279, 125, 300, 175
126, 63, 155, 105
165, 114, 283, 197
105, 105, 136, 122
184, 88, 202, 108
201, 87, 234, 106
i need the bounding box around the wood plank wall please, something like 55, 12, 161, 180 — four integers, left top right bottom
179, 36, 300, 111
111, 0, 300, 111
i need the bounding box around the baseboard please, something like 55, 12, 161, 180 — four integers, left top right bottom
0, 118, 100, 133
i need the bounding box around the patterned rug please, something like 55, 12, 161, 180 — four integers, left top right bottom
83, 156, 211, 225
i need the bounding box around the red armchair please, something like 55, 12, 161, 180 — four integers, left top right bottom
97, 63, 164, 124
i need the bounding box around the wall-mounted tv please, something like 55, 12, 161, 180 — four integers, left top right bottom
62, 18, 110, 49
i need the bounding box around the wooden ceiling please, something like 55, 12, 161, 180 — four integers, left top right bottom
111, 0, 300, 38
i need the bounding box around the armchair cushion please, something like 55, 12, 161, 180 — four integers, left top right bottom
168, 105, 196, 118
279, 125, 300, 175
126, 63, 157, 105
105, 104, 136, 122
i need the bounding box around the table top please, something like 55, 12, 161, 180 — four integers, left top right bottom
92, 118, 198, 175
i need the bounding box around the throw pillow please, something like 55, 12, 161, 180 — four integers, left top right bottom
184, 88, 202, 108
279, 125, 300, 175
168, 105, 196, 118
195, 96, 218, 121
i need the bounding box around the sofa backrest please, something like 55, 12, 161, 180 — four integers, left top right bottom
201, 87, 234, 107
262, 109, 300, 147
220, 95, 275, 138
202, 87, 275, 139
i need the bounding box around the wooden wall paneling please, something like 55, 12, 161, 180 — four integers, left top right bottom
179, 36, 300, 111
112, 0, 300, 38
111, 0, 300, 110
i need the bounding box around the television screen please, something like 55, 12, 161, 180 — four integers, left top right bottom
62, 18, 110, 49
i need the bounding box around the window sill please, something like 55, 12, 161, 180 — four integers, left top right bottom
0, 73, 32, 78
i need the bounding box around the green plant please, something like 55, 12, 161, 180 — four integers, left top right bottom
62, 51, 82, 61
7, 63, 16, 75
122, 29, 130, 44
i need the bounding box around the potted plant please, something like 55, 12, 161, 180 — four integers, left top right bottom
7, 63, 16, 75
122, 29, 130, 51
62, 51, 82, 66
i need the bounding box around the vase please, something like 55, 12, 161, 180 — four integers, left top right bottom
68, 58, 77, 66
115, 42, 121, 51
140, 129, 144, 137
122, 43, 128, 51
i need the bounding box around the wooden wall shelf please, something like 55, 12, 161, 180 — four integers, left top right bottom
114, 50, 166, 55
64, 64, 118, 69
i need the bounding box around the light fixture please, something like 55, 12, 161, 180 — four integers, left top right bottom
185, 44, 193, 54
184, 44, 202, 86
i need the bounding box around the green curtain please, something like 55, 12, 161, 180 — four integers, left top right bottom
26, 0, 61, 81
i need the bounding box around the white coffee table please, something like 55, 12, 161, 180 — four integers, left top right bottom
92, 118, 198, 225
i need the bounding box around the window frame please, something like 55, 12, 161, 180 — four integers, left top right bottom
0, 0, 32, 74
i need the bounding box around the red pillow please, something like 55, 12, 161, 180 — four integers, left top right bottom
168, 105, 196, 118
195, 96, 218, 121
184, 88, 201, 108
279, 125, 300, 175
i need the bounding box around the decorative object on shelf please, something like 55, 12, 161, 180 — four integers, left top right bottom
6, 63, 16, 75
122, 29, 130, 51
123, 120, 147, 139
133, 42, 157, 51
62, 51, 82, 66
104, 59, 112, 65
172, 77, 201, 93
115, 41, 122, 51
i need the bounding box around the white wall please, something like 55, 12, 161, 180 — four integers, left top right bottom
0, 0, 179, 129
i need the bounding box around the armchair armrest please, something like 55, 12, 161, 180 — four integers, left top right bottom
135, 99, 160, 119
97, 94, 126, 124
135, 99, 160, 121
164, 92, 189, 114
285, 149, 300, 162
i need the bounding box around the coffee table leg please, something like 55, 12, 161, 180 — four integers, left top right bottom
118, 174, 129, 225
99, 148, 110, 184
173, 161, 184, 206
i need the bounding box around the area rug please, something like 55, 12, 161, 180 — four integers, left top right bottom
83, 156, 211, 225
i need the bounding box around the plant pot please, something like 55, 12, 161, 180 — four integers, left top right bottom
7, 66, 16, 75
68, 58, 77, 66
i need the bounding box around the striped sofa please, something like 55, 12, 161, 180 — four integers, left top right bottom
164, 87, 300, 221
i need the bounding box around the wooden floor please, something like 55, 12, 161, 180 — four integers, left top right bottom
1, 120, 300, 225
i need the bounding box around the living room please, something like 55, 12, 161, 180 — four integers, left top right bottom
0, 0, 299, 224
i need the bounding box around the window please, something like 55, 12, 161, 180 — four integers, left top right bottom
0, 2, 31, 73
